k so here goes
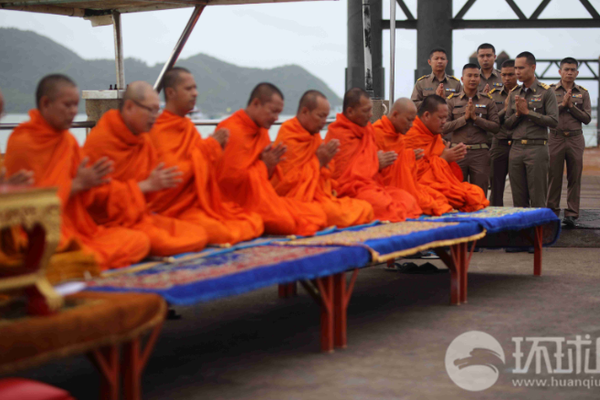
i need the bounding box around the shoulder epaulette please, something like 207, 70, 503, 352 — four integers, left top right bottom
486, 93, 493, 99
510, 85, 520, 92
540, 82, 550, 90
417, 75, 428, 82
578, 85, 588, 91
447, 93, 455, 99
489, 88, 497, 94
550, 83, 556, 87
449, 75, 460, 81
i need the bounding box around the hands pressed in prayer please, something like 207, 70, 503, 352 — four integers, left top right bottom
0, 167, 34, 186
435, 84, 445, 97
515, 96, 529, 116
261, 143, 287, 178
211, 128, 230, 150
413, 148, 425, 161
316, 139, 340, 168
377, 150, 398, 170
440, 142, 467, 163
562, 89, 573, 109
464, 99, 476, 121
139, 162, 184, 193
483, 84, 490, 94
71, 157, 114, 195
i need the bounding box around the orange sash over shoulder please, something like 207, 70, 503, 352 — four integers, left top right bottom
217, 110, 327, 236
372, 116, 452, 216
4, 110, 150, 270
271, 117, 373, 228
147, 110, 263, 244
404, 117, 489, 212
324, 113, 422, 222
83, 109, 208, 256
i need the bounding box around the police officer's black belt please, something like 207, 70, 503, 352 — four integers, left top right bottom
450, 143, 489, 150
497, 139, 512, 146
552, 129, 583, 137
515, 139, 547, 145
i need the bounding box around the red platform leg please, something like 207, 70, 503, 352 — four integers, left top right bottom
333, 269, 358, 349
88, 345, 119, 400
278, 282, 297, 298
533, 226, 543, 276
300, 276, 335, 353
435, 247, 461, 305
121, 321, 164, 400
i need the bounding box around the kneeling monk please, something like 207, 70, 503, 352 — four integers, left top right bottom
271, 90, 374, 228
83, 81, 208, 255
148, 68, 263, 244
4, 75, 150, 269
217, 83, 327, 236
325, 88, 421, 222
404, 95, 489, 212
373, 98, 452, 216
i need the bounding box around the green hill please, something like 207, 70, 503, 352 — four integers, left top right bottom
0, 28, 341, 116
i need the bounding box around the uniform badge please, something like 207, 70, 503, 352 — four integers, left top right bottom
572, 94, 583, 98
425, 87, 434, 91
493, 83, 503, 87
445, 88, 456, 92
475, 104, 486, 108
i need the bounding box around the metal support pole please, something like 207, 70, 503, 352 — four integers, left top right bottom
154, 5, 205, 93
597, 58, 600, 147
362, 0, 374, 98
112, 11, 125, 90
415, 0, 453, 81
389, 0, 396, 103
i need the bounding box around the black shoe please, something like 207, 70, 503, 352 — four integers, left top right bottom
563, 216, 576, 228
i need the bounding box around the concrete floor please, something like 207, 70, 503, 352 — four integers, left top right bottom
16, 248, 600, 399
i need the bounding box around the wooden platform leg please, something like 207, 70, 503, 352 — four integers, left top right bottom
333, 269, 358, 349
459, 242, 477, 304
88, 345, 119, 400
534, 226, 543, 276
278, 282, 297, 298
315, 276, 334, 353
435, 247, 461, 305
122, 321, 164, 400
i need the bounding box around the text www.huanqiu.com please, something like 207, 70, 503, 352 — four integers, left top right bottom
512, 377, 600, 389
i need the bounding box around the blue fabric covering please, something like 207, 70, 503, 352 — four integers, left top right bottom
88, 245, 370, 305
417, 207, 560, 235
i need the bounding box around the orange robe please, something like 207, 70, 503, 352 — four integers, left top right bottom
147, 111, 263, 244
404, 116, 489, 212
217, 110, 327, 236
372, 116, 452, 216
325, 113, 422, 222
271, 117, 374, 228
4, 110, 150, 270
82, 110, 208, 256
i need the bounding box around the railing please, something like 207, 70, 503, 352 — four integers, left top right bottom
0, 118, 336, 130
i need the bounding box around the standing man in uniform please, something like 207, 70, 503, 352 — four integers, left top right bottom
477, 43, 503, 94
488, 59, 518, 206
505, 52, 558, 208
411, 48, 462, 108
443, 63, 500, 196
547, 57, 592, 227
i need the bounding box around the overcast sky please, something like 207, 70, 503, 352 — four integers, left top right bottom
1, 0, 599, 105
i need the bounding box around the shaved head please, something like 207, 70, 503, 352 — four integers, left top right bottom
35, 74, 77, 109
247, 82, 284, 106
342, 87, 369, 113
342, 87, 372, 127
121, 80, 160, 135
121, 81, 155, 110
388, 98, 417, 135
297, 90, 327, 114
163, 67, 191, 101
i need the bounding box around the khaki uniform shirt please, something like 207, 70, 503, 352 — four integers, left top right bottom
478, 69, 503, 93
489, 86, 512, 139
443, 91, 500, 144
504, 79, 559, 141
411, 73, 462, 108
551, 81, 592, 132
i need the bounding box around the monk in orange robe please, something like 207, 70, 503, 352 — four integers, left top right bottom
4, 74, 150, 269
82, 81, 208, 256
217, 83, 327, 236
271, 90, 373, 228
404, 95, 489, 212
373, 98, 452, 216
148, 68, 263, 244
0, 88, 33, 186
324, 88, 421, 222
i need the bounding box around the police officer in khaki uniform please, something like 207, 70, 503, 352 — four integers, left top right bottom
477, 43, 504, 94
489, 59, 518, 206
443, 63, 500, 195
411, 48, 462, 109
547, 57, 592, 227
505, 52, 558, 208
